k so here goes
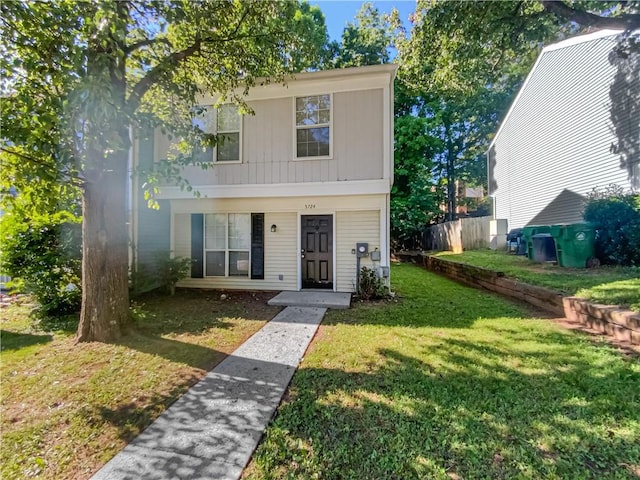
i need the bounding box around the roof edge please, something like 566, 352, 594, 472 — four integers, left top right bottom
543, 29, 623, 53
282, 63, 398, 83
487, 29, 632, 153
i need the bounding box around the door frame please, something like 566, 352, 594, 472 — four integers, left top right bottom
297, 211, 336, 291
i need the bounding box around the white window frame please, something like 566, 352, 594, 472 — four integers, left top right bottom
293, 93, 333, 161
204, 213, 251, 277
194, 105, 243, 164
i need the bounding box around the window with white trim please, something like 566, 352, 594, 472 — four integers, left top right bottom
295, 94, 330, 158
193, 105, 241, 162
204, 213, 250, 276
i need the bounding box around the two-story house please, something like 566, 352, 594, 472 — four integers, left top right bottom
130, 64, 397, 293
488, 30, 637, 230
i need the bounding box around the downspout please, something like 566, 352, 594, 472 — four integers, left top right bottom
127, 126, 138, 275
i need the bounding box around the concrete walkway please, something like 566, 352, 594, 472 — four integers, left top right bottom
268, 290, 351, 309
91, 306, 326, 480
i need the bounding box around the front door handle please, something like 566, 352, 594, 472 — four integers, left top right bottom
301, 254, 305, 258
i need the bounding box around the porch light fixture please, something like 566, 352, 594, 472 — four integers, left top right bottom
271, 224, 277, 233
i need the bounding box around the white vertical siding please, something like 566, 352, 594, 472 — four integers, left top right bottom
492, 33, 635, 229
173, 213, 191, 259
174, 208, 297, 291
170, 195, 386, 292
155, 89, 385, 187
334, 89, 384, 181
336, 211, 380, 292
263, 212, 297, 290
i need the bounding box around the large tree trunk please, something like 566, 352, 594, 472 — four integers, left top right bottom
76, 138, 130, 343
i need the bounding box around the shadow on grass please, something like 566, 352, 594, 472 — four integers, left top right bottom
116, 331, 227, 371
120, 289, 280, 368
130, 289, 278, 336
36, 313, 80, 333
95, 334, 228, 452
251, 339, 640, 480
249, 264, 640, 478
326, 271, 531, 330
86, 382, 201, 443
0, 330, 53, 351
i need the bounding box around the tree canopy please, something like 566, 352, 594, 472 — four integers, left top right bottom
393, 0, 640, 238
1, 0, 328, 342
328, 2, 398, 68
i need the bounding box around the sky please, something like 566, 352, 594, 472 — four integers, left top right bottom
313, 0, 417, 41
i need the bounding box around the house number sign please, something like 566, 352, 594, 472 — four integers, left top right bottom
305, 204, 316, 209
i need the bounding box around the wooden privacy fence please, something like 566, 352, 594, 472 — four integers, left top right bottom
425, 216, 490, 252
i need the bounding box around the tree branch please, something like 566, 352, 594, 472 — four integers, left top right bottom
127, 5, 256, 113
127, 38, 202, 113
230, 7, 251, 39
541, 1, 640, 30
125, 37, 172, 55
0, 146, 85, 187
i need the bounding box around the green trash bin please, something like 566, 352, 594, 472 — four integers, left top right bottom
522, 225, 552, 260
551, 223, 596, 268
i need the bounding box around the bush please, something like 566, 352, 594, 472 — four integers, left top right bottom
130, 252, 191, 296
583, 185, 640, 266
155, 253, 191, 295
358, 266, 389, 300
1, 212, 82, 317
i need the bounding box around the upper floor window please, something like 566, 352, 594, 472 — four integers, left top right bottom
295, 94, 331, 159
193, 104, 242, 163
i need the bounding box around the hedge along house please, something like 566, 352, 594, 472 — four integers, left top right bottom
487, 30, 639, 230
130, 64, 397, 293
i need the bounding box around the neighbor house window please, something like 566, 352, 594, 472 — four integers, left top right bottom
193, 105, 241, 162
204, 213, 250, 277
295, 94, 330, 158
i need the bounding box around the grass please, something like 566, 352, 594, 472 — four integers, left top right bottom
0, 289, 280, 480
245, 263, 640, 480
434, 250, 640, 312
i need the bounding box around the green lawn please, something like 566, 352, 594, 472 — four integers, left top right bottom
435, 250, 640, 312
1, 290, 279, 480
245, 263, 640, 480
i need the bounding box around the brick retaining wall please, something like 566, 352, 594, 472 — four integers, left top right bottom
563, 297, 640, 345
402, 253, 639, 345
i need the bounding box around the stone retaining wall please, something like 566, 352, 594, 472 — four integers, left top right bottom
400, 253, 639, 345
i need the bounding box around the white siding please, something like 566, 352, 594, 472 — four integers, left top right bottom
336, 211, 380, 292
173, 213, 191, 259
334, 89, 384, 181
156, 89, 385, 187
171, 195, 387, 293
263, 212, 297, 290
174, 210, 297, 291
491, 32, 635, 229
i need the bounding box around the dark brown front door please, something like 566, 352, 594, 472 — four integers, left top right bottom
301, 215, 333, 289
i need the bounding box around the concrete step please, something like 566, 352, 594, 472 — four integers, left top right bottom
267, 291, 351, 310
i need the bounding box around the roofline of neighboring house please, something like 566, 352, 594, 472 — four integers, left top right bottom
487, 29, 626, 152
543, 28, 625, 52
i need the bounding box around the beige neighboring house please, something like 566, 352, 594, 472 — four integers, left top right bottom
130, 64, 397, 293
